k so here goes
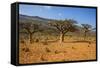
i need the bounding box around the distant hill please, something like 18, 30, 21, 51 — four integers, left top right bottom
19, 14, 52, 23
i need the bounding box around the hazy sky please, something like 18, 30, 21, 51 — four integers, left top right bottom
19, 4, 96, 27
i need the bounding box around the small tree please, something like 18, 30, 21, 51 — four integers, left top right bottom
81, 24, 92, 40
49, 19, 77, 43
20, 22, 41, 43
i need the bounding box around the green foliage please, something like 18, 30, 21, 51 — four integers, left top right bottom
81, 24, 93, 40
81, 24, 92, 32
48, 19, 78, 34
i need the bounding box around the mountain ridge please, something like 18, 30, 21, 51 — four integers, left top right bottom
19, 14, 53, 23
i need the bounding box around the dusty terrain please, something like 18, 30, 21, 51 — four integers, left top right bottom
19, 38, 96, 64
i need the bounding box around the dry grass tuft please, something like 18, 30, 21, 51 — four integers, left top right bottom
19, 37, 96, 64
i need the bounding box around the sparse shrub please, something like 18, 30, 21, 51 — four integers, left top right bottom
42, 41, 48, 45
88, 45, 90, 47
35, 39, 39, 42
72, 46, 75, 49
55, 50, 60, 54
83, 53, 87, 57
22, 47, 30, 52
63, 51, 67, 53
93, 39, 96, 41
42, 37, 49, 45
62, 59, 66, 62
88, 42, 91, 44
45, 47, 51, 52
20, 40, 25, 44
89, 38, 92, 40
40, 56, 47, 61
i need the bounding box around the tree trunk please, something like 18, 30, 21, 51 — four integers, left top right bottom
29, 33, 33, 43
59, 33, 64, 44
84, 31, 87, 41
